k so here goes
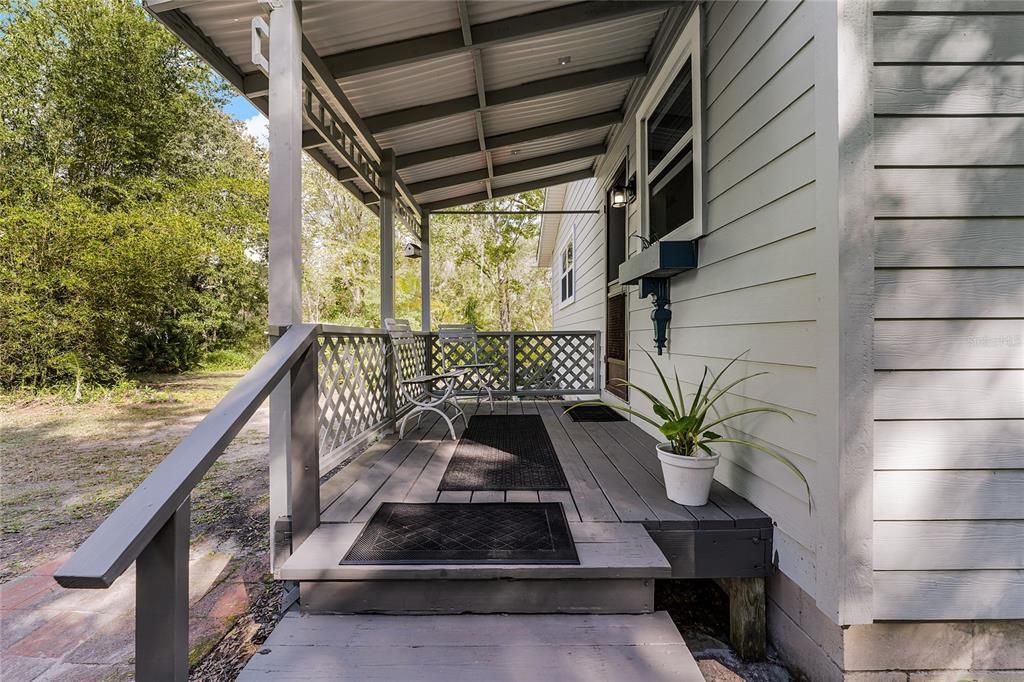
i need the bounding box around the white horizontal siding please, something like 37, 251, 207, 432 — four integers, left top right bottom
551, 177, 605, 334
871, 2, 1024, 619
549, 2, 823, 602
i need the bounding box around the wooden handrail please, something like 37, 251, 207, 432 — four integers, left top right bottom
55, 323, 322, 590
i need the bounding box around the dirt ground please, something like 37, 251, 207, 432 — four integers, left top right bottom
1, 372, 279, 679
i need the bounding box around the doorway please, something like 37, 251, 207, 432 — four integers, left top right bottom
605, 161, 628, 401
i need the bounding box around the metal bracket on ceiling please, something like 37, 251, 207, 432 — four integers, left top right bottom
250, 16, 270, 75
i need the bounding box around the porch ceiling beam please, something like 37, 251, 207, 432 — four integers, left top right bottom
318, 2, 668, 80
309, 109, 621, 182
390, 110, 623, 169
422, 169, 595, 212
364, 61, 646, 134
407, 144, 606, 196
458, 0, 494, 199
150, 9, 371, 207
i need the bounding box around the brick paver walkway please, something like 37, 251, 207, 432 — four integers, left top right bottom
1, 543, 259, 680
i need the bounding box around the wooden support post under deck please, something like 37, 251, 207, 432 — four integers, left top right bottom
136, 498, 190, 681
715, 577, 766, 661
267, 0, 303, 565
420, 213, 430, 332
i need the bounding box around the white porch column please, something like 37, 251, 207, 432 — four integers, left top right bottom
420, 213, 430, 331
267, 0, 303, 565
379, 149, 396, 323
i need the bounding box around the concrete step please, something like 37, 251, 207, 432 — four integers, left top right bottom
278, 521, 670, 614
238, 611, 705, 681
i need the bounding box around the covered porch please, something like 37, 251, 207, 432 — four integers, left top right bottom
49, 1, 775, 679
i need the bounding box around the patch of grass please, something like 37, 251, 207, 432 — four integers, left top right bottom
188, 633, 223, 668
1, 378, 173, 407
199, 347, 260, 372
64, 485, 135, 520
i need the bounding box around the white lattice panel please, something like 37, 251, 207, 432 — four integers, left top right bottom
318, 332, 389, 462
316, 330, 600, 471
435, 333, 511, 394
514, 333, 598, 394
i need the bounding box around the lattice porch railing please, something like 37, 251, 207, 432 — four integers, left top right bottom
314, 326, 601, 474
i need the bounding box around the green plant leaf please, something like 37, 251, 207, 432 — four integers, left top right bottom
689, 366, 707, 415
695, 351, 747, 413
715, 437, 812, 513
703, 430, 722, 440
652, 401, 675, 422
660, 418, 692, 438
696, 442, 717, 458
642, 349, 679, 415
701, 405, 794, 432
696, 371, 771, 422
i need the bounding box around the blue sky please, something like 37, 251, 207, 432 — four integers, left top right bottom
224, 95, 260, 121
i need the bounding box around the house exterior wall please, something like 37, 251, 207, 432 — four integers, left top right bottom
546, 0, 1024, 674
869, 0, 1024, 622
551, 0, 825, 606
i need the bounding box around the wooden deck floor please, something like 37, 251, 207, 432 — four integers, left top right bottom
239, 612, 704, 681
318, 399, 770, 532
249, 400, 775, 671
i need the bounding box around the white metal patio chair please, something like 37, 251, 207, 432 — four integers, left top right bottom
437, 323, 497, 414
384, 318, 467, 440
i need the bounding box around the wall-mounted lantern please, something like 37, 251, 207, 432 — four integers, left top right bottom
610, 174, 636, 209
610, 146, 637, 209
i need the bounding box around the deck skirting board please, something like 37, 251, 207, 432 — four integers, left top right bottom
648, 527, 773, 579
299, 578, 656, 615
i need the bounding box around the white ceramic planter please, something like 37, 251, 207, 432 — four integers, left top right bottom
656, 442, 720, 506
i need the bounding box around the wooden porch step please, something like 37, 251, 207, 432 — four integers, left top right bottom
279, 521, 671, 614
278, 521, 671, 582
238, 611, 704, 681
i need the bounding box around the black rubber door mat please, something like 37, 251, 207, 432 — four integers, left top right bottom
341, 502, 579, 564
567, 404, 626, 422
438, 414, 568, 491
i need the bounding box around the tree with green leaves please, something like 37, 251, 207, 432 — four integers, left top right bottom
0, 0, 269, 388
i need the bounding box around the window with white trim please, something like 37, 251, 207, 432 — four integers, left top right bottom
637, 11, 702, 243
558, 229, 575, 306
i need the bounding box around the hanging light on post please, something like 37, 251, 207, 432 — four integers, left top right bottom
610, 145, 636, 209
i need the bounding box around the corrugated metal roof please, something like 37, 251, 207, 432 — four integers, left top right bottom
181, 1, 263, 72
489, 127, 609, 164
304, 1, 461, 55
493, 158, 594, 190
483, 81, 634, 135
338, 53, 477, 118
400, 153, 486, 185
466, 0, 576, 25
375, 113, 480, 156
482, 12, 664, 90
162, 0, 675, 211
414, 180, 487, 206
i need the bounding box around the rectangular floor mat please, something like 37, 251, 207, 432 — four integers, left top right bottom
341, 502, 579, 564
438, 414, 568, 491
567, 404, 626, 422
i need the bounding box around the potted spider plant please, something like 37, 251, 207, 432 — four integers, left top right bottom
568, 351, 810, 508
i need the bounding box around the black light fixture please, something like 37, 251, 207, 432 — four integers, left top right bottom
610, 185, 629, 209
610, 146, 637, 209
